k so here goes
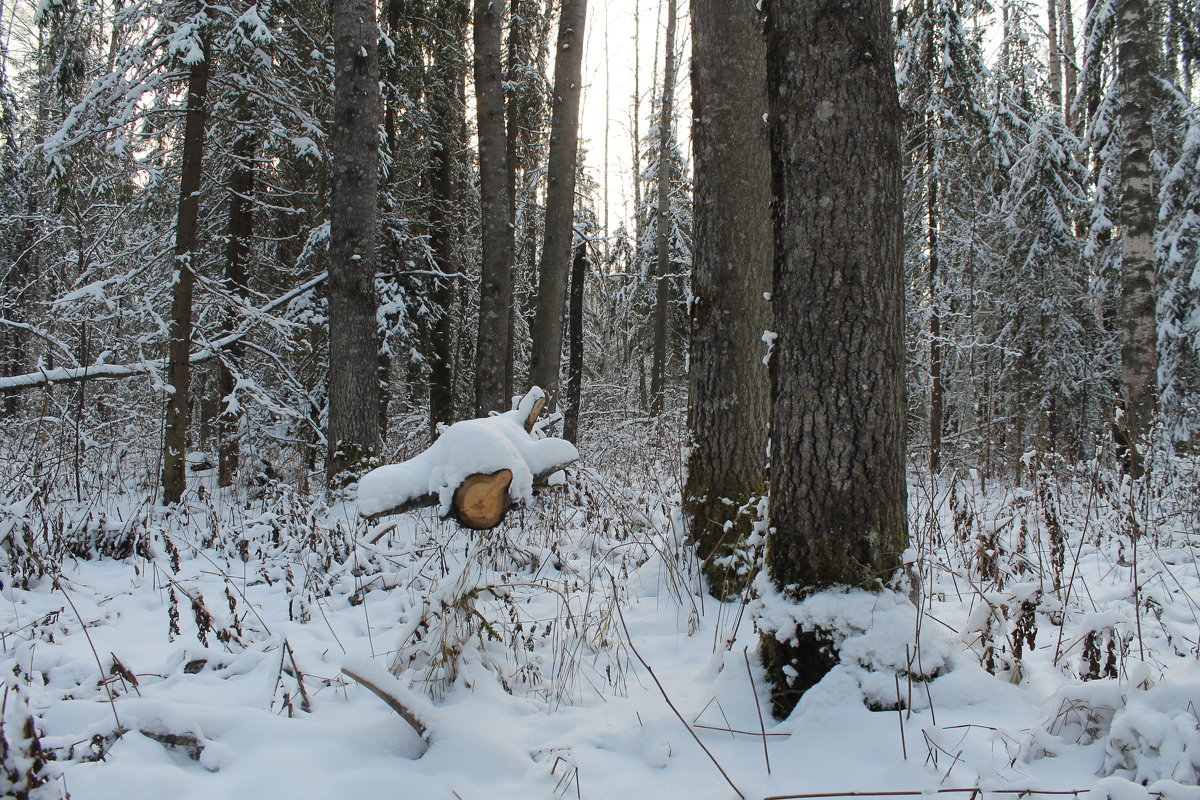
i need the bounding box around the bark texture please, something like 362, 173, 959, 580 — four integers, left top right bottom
327, 0, 381, 486
473, 0, 514, 416
1115, 0, 1161, 476
428, 0, 469, 438
217, 125, 255, 489
762, 0, 909, 718
649, 0, 678, 416
527, 0, 587, 401
1048, 0, 1063, 113
1062, 0, 1079, 132
161, 29, 211, 506
684, 0, 771, 599
563, 233, 586, 443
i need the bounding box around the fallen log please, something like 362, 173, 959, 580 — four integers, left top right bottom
357, 387, 578, 530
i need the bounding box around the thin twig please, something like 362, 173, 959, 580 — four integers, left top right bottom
743, 646, 771, 774
612, 583, 745, 800
340, 663, 429, 741
56, 578, 123, 733
283, 639, 312, 713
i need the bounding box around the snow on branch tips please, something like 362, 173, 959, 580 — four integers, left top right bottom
356, 387, 579, 530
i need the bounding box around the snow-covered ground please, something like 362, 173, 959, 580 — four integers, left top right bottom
3, 450, 1200, 800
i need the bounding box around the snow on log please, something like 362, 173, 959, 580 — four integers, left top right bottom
356, 387, 578, 529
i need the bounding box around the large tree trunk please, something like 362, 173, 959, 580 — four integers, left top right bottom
473, 0, 514, 416
1115, 0, 1161, 477
761, 0, 908, 719
161, 25, 211, 506
527, 0, 587, 401
216, 126, 255, 489
684, 0, 771, 598
649, 0, 678, 416
327, 0, 382, 487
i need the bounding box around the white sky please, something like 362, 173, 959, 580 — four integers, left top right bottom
577, 0, 692, 234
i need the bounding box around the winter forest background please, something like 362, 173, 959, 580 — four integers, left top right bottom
2, 0, 1200, 797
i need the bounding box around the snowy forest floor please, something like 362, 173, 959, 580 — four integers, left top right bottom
3, 416, 1200, 800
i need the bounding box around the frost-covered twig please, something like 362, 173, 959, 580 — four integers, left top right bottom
613, 585, 744, 800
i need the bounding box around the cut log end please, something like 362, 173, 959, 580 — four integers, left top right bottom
452, 469, 514, 530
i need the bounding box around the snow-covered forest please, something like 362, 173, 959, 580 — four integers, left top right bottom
1, 0, 1200, 797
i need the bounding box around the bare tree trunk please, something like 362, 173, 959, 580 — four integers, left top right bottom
761, 0, 908, 719
630, 0, 642, 246
327, 0, 382, 487
649, 0, 678, 415
1115, 0, 1161, 477
429, 0, 469, 439
563, 232, 586, 443
928, 132, 942, 474
162, 24, 211, 506
527, 0, 587, 400
473, 0, 514, 416
1048, 0, 1063, 114
1062, 0, 1079, 130
217, 125, 256, 488
685, 0, 772, 598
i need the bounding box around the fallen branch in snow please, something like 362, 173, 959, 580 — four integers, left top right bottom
139, 728, 205, 761
0, 272, 327, 392
340, 658, 430, 747
357, 387, 578, 530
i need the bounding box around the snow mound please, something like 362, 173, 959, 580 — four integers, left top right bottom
356, 387, 579, 519
751, 576, 955, 708
1103, 663, 1200, 785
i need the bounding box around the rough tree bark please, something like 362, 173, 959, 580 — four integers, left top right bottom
527, 0, 587, 401
216, 122, 256, 489
562, 231, 586, 443
161, 21, 211, 506
428, 0, 469, 439
1062, 0, 1079, 132
473, 0, 514, 417
928, 127, 942, 474
649, 0, 678, 416
1115, 0, 1161, 477
684, 0, 771, 598
326, 0, 382, 487
1049, 0, 1063, 113
761, 0, 909, 718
